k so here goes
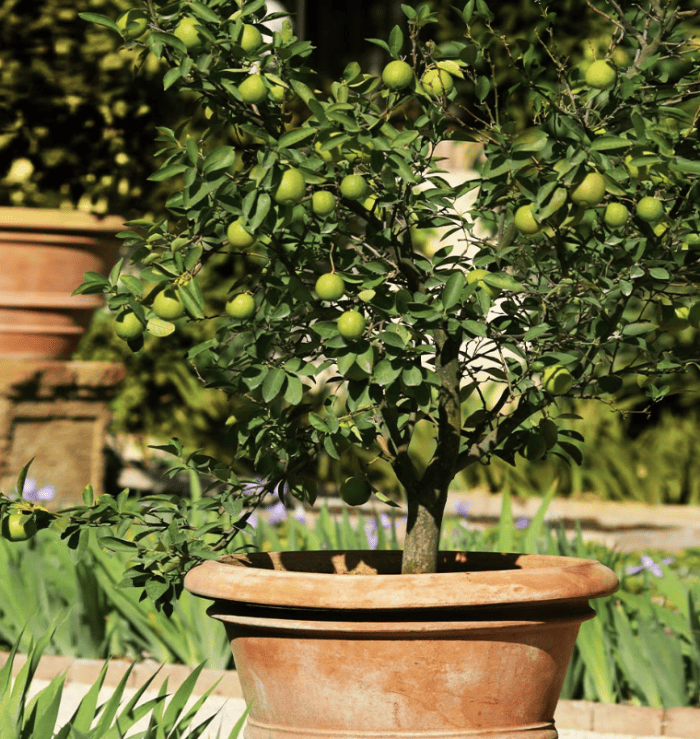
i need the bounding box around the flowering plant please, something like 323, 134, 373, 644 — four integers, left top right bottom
3, 0, 700, 611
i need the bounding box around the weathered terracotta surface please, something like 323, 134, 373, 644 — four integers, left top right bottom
0, 207, 123, 358
185, 551, 619, 739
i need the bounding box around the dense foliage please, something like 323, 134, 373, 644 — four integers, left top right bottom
2, 0, 700, 606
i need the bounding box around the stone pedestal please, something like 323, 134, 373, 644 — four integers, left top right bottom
0, 360, 125, 509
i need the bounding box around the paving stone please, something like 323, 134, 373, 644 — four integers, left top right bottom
556, 700, 594, 730
593, 703, 664, 736
665, 707, 700, 739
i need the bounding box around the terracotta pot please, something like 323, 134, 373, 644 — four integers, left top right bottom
0, 207, 123, 359
185, 550, 619, 739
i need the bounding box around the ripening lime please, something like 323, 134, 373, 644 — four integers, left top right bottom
542, 364, 574, 395
173, 17, 203, 49
227, 219, 256, 249
2, 512, 37, 542
117, 10, 149, 39
604, 203, 629, 229
570, 172, 606, 207
114, 310, 144, 341
421, 68, 454, 96
340, 174, 369, 201
636, 196, 664, 222
585, 60, 617, 90
337, 310, 366, 341
238, 74, 268, 104
382, 60, 413, 90
274, 168, 306, 205
153, 289, 185, 320
225, 293, 256, 319
239, 24, 263, 53
514, 204, 541, 234
315, 273, 345, 301
312, 190, 336, 217
340, 476, 371, 506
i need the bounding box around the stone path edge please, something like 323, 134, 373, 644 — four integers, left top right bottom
1, 652, 697, 738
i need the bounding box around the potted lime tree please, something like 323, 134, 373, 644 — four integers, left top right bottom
8, 0, 700, 735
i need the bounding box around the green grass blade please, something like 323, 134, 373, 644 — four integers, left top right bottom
20, 673, 65, 739
497, 487, 514, 553
576, 609, 616, 703
523, 479, 557, 554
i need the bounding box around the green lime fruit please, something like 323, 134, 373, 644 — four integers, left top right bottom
514, 204, 541, 235
117, 10, 149, 39
604, 203, 629, 229
421, 68, 454, 96
225, 293, 256, 319
173, 17, 203, 50
227, 219, 256, 249
382, 60, 413, 90
340, 174, 369, 201
542, 364, 574, 395
570, 172, 606, 207
238, 74, 268, 104
539, 418, 559, 450
636, 196, 664, 223
153, 289, 185, 320
315, 273, 345, 301
337, 310, 366, 341
340, 476, 371, 506
274, 168, 306, 205
312, 191, 336, 217
585, 59, 617, 89
269, 84, 286, 103
466, 269, 501, 299
689, 302, 700, 329
114, 311, 144, 341
239, 24, 263, 53
524, 433, 547, 461
2, 513, 37, 542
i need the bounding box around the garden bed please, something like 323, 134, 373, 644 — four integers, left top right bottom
1, 651, 697, 739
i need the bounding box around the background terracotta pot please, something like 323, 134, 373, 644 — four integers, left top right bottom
185, 550, 619, 739
0, 207, 123, 359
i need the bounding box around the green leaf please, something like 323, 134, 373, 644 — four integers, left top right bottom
77, 12, 121, 34
202, 146, 237, 173
147, 317, 176, 337
442, 271, 466, 310
163, 67, 181, 91
388, 25, 404, 57
483, 273, 524, 293
148, 163, 188, 182
98, 536, 139, 552
622, 321, 658, 336
367, 38, 391, 54
590, 136, 632, 151
278, 127, 316, 148
649, 267, 670, 280
262, 368, 286, 403
475, 76, 490, 101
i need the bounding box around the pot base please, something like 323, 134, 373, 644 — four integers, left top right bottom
244, 718, 557, 739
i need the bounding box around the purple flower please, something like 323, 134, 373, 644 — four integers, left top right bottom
246, 513, 258, 529
364, 520, 378, 550
21, 479, 55, 502
515, 517, 529, 529
455, 500, 471, 517
265, 501, 287, 525
378, 513, 391, 530
294, 510, 307, 524
626, 555, 674, 578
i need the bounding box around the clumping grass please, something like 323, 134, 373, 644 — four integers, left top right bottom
0, 491, 697, 708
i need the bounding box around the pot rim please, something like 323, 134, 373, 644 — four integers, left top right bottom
184, 550, 619, 611
0, 207, 125, 235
